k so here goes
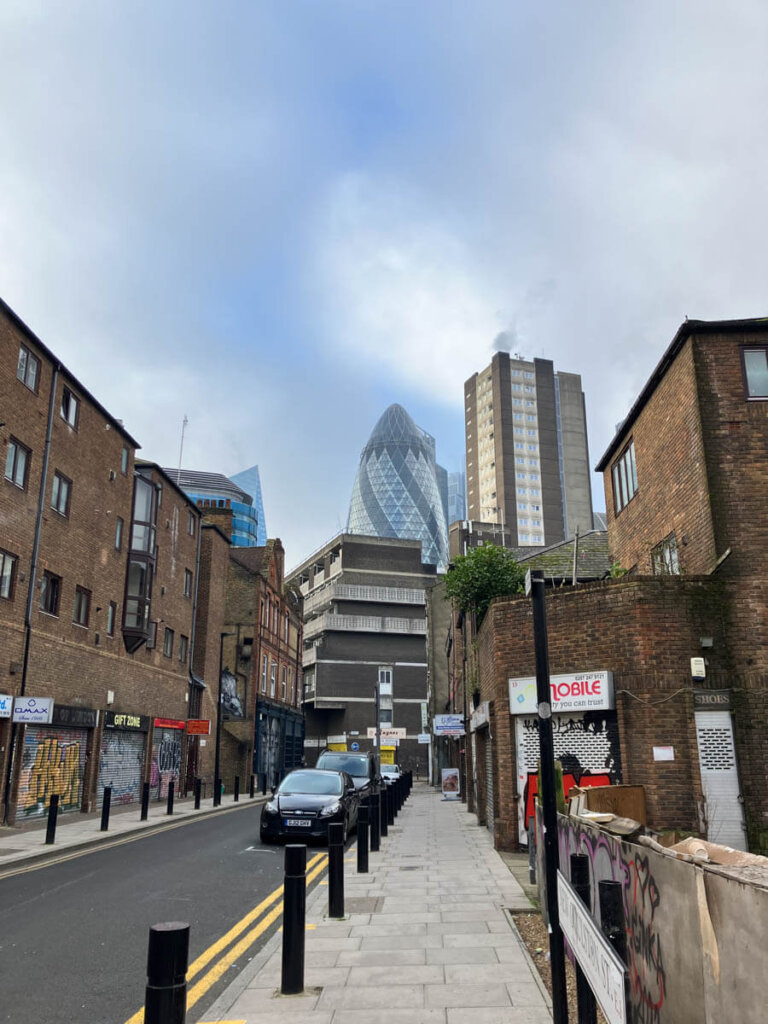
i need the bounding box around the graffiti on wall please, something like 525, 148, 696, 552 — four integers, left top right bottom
150, 729, 181, 800
17, 727, 86, 817
555, 816, 667, 1024
98, 730, 145, 806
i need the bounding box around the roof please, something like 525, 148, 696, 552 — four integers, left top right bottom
162, 468, 252, 505
596, 316, 768, 471
1, 296, 141, 448
231, 546, 267, 575
516, 531, 611, 581
134, 460, 202, 512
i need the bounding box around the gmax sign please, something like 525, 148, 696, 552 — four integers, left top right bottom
508, 671, 614, 715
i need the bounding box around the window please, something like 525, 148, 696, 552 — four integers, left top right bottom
5, 438, 30, 489
742, 347, 768, 398
60, 387, 79, 428
379, 708, 393, 727
187, 510, 196, 536
113, 516, 123, 551
184, 569, 193, 598
51, 471, 72, 516
289, 669, 295, 705
146, 620, 157, 649
40, 571, 61, 615
107, 601, 116, 636
270, 661, 277, 697
378, 666, 392, 686
17, 344, 40, 392
281, 666, 287, 700
179, 634, 189, 664
121, 446, 129, 475
156, 483, 163, 508
264, 596, 270, 627
0, 550, 17, 600
261, 654, 268, 693
524, 371, 534, 379
73, 586, 91, 626
611, 440, 638, 514
652, 533, 680, 575
284, 613, 289, 643
163, 627, 174, 658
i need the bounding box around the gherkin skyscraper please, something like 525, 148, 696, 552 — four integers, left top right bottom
347, 404, 448, 569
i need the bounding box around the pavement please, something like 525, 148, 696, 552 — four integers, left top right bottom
200, 782, 553, 1024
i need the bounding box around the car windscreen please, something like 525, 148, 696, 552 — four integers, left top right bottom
381, 765, 399, 774
278, 772, 343, 796
316, 754, 369, 777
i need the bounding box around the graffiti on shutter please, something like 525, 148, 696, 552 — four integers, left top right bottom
17, 726, 88, 817
98, 730, 145, 807
150, 728, 182, 800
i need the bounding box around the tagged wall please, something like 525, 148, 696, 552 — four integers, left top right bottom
97, 730, 145, 807
17, 726, 88, 817
541, 814, 768, 1024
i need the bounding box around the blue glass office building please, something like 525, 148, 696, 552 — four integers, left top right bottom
229, 465, 267, 547
166, 469, 261, 547
347, 404, 448, 569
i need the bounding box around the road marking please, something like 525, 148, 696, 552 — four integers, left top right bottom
123, 853, 328, 1024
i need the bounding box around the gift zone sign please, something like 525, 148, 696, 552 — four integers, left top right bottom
508, 671, 614, 714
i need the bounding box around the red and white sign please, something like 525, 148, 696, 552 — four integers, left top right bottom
508, 671, 614, 715
153, 717, 186, 730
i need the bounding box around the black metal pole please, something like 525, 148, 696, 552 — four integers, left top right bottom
234, 775, 240, 802
328, 822, 345, 919
194, 776, 201, 810
44, 794, 59, 845
380, 785, 389, 837
140, 781, 150, 821
369, 794, 380, 852
100, 787, 112, 832
571, 854, 597, 1024
144, 921, 189, 1024
166, 779, 174, 815
357, 803, 369, 873
214, 631, 233, 808
249, 773, 255, 799
261, 771, 267, 796
387, 783, 395, 824
599, 879, 632, 1020
530, 570, 568, 1024
281, 845, 306, 995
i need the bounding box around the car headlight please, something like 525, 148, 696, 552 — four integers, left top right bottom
263, 800, 279, 815
319, 802, 341, 817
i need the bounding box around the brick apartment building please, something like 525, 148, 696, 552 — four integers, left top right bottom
449, 317, 768, 854
0, 299, 226, 823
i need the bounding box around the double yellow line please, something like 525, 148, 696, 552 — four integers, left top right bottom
124, 851, 328, 1024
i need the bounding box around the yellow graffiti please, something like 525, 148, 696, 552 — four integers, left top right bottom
20, 737, 82, 812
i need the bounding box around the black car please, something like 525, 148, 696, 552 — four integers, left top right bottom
314, 750, 380, 794
260, 769, 359, 844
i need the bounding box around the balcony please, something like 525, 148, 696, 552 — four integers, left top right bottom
303, 612, 427, 641
302, 645, 318, 667
303, 583, 426, 617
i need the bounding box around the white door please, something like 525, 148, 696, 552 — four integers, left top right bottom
695, 710, 746, 851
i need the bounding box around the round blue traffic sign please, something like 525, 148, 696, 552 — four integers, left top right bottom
351, 742, 359, 751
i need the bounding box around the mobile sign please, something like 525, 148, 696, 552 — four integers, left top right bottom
433, 714, 465, 737
508, 671, 614, 715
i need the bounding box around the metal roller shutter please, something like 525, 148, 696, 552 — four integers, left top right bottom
16, 725, 88, 818
485, 733, 494, 837
97, 729, 146, 808
695, 710, 746, 851
150, 728, 182, 800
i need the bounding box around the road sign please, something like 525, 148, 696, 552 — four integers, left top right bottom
350, 742, 359, 751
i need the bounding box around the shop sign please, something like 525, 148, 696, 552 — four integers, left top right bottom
381, 746, 396, 765
52, 705, 98, 729
508, 671, 614, 715
470, 701, 490, 732
104, 711, 150, 731
13, 696, 54, 724
693, 689, 731, 711
186, 719, 211, 735
153, 717, 185, 730
441, 767, 461, 799
366, 727, 406, 740
0, 694, 12, 718
328, 743, 347, 751
433, 714, 465, 737
417, 733, 431, 744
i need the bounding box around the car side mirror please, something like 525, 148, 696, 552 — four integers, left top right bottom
270, 785, 277, 796
347, 785, 356, 795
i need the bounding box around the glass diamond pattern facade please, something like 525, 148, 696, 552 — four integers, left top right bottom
347, 404, 448, 569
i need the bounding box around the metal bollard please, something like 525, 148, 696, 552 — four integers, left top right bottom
140, 781, 150, 821
45, 794, 59, 845
234, 776, 240, 802
328, 822, 345, 919
380, 787, 389, 838
572, 855, 597, 1024
144, 921, 189, 1024
166, 780, 175, 815
388, 784, 395, 824
599, 879, 627, 962
281, 845, 306, 995
249, 773, 255, 799
357, 803, 369, 873
194, 777, 201, 810
100, 786, 112, 832
369, 794, 380, 852
261, 772, 267, 796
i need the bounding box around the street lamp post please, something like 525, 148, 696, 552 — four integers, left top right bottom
214, 632, 235, 808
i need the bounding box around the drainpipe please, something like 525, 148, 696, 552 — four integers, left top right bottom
3, 364, 60, 823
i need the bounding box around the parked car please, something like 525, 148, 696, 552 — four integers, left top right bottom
380, 764, 401, 786
315, 750, 380, 794
260, 769, 359, 844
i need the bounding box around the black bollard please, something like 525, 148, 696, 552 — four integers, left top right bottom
281, 845, 306, 995
328, 822, 345, 919
166, 779, 175, 815
388, 783, 395, 824
380, 786, 389, 838
100, 786, 112, 832
45, 794, 59, 845
144, 921, 189, 1024
599, 879, 627, 962
249, 773, 255, 799
234, 776, 240, 802
140, 781, 150, 821
194, 777, 201, 810
261, 772, 267, 796
572, 855, 597, 1024
370, 792, 381, 850
357, 803, 369, 873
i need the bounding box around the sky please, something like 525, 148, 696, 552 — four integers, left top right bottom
3, 2, 768, 569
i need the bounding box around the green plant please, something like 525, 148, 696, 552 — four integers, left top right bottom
445, 542, 525, 625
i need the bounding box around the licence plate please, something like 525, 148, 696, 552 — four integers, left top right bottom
285, 818, 312, 827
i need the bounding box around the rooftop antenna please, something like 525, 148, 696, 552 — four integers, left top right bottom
176, 415, 188, 484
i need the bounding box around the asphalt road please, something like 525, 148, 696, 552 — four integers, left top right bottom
0, 804, 321, 1024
